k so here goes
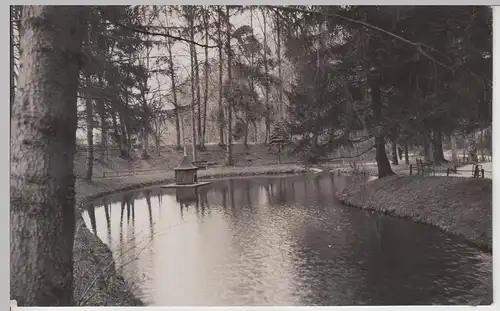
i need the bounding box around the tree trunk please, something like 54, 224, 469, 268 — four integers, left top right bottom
450, 134, 458, 163
423, 130, 434, 163
432, 130, 446, 165
10, 6, 15, 110
96, 74, 107, 160
10, 6, 88, 306
193, 31, 202, 148
480, 129, 485, 161
121, 61, 132, 159
404, 141, 409, 165
119, 113, 129, 159
140, 48, 151, 159
369, 73, 394, 178
201, 10, 209, 148
276, 11, 283, 118
243, 121, 249, 147
85, 93, 93, 181
467, 132, 478, 162
263, 10, 270, 145
217, 7, 225, 146
391, 139, 398, 165
225, 5, 233, 166
463, 133, 467, 162
141, 95, 150, 159
166, 38, 181, 149
99, 100, 107, 161
189, 11, 197, 162
244, 7, 254, 148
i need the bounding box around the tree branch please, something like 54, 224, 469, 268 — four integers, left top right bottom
267, 5, 456, 73
110, 20, 220, 49
321, 144, 375, 161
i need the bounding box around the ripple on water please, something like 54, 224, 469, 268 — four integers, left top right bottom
83, 174, 492, 306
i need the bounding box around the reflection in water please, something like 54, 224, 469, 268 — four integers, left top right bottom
83, 173, 491, 306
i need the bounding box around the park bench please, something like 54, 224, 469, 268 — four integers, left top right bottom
410, 158, 435, 176
192, 160, 218, 170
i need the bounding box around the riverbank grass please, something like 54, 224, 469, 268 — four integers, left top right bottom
337, 175, 492, 251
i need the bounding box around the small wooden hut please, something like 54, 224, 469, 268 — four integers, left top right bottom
174, 155, 199, 185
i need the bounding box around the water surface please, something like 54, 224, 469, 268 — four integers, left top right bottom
83, 173, 491, 306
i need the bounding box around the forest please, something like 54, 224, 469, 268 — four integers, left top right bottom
10, 5, 492, 306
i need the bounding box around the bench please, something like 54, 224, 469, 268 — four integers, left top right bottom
410, 158, 435, 176
192, 160, 217, 170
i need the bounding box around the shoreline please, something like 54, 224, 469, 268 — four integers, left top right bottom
73, 163, 309, 306
336, 175, 492, 252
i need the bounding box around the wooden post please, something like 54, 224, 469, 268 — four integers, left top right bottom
410, 164, 413, 176
447, 168, 450, 176
481, 169, 485, 178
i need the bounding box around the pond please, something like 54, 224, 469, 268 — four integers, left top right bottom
82, 173, 491, 306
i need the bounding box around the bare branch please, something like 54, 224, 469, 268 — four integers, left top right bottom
110, 20, 220, 49
321, 144, 375, 161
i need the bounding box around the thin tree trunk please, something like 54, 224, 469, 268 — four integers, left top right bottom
10, 6, 88, 306
201, 9, 209, 148
263, 10, 270, 145
369, 73, 394, 178
141, 93, 150, 159
119, 112, 129, 159
85, 92, 94, 181
276, 12, 283, 117
391, 138, 398, 165
450, 134, 458, 162
432, 130, 446, 165
140, 47, 151, 159
120, 60, 132, 159
217, 7, 225, 146
423, 130, 434, 163
99, 100, 107, 161
189, 10, 197, 162
243, 7, 255, 148
10, 6, 15, 110
193, 27, 202, 148
480, 130, 485, 161
463, 133, 467, 162
404, 141, 409, 165
97, 74, 107, 160
167, 44, 181, 150
225, 5, 233, 166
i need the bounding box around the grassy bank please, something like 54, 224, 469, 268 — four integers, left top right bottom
74, 144, 300, 179
72, 162, 309, 306
337, 175, 492, 251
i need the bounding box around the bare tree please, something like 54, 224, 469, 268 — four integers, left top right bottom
186, 7, 198, 161
217, 6, 225, 146
225, 5, 233, 165
262, 9, 270, 144
201, 8, 210, 148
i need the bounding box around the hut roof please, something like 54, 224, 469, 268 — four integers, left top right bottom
175, 155, 198, 170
